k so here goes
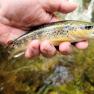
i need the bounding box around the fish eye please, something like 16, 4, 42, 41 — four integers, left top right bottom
85, 26, 93, 30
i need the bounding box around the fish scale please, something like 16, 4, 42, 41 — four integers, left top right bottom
7, 20, 94, 59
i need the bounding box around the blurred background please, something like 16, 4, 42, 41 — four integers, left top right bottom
0, 0, 94, 94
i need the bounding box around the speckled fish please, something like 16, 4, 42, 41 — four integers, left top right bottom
7, 20, 94, 59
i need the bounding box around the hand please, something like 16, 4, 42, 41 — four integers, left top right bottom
0, 0, 88, 58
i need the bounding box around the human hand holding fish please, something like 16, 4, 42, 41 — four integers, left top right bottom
0, 0, 88, 59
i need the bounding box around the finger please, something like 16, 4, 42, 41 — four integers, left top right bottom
32, 11, 59, 25
59, 42, 72, 55
75, 41, 88, 49
40, 40, 56, 57
38, 13, 59, 25
43, 0, 78, 13
25, 40, 40, 59
49, 16, 59, 22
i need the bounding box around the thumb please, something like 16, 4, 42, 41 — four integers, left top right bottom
42, 0, 78, 13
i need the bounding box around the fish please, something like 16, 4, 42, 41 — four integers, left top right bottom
6, 20, 94, 59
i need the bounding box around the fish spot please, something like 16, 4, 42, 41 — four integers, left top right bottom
85, 26, 93, 30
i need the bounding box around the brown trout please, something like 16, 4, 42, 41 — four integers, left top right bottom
7, 20, 94, 59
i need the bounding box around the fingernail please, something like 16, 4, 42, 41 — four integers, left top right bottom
59, 42, 72, 55
40, 41, 56, 57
